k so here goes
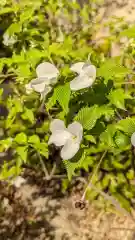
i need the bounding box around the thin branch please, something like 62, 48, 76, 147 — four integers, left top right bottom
37, 152, 49, 179
81, 150, 107, 201
115, 110, 123, 120
47, 162, 57, 180
0, 73, 16, 78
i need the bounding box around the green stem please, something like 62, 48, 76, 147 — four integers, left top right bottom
37, 152, 49, 179
81, 150, 107, 201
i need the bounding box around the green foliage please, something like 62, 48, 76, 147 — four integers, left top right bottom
47, 83, 71, 114
97, 58, 130, 84
0, 0, 135, 214
120, 26, 135, 38
108, 89, 132, 110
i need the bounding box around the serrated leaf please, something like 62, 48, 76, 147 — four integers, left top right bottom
116, 117, 135, 135
14, 133, 27, 145
16, 146, 27, 163
108, 89, 132, 110
100, 124, 116, 148
75, 105, 100, 130
75, 105, 114, 130
47, 83, 71, 114
97, 58, 130, 83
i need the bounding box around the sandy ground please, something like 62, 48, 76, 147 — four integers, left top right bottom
1, 171, 135, 240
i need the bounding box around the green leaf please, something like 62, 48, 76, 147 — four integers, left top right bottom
14, 133, 27, 145
75, 105, 114, 130
0, 138, 13, 151
97, 58, 130, 83
7, 22, 22, 35
19, 8, 34, 23
16, 146, 27, 163
116, 117, 135, 135
36, 142, 48, 158
126, 169, 134, 180
100, 124, 116, 149
120, 26, 135, 38
84, 135, 96, 144
115, 132, 130, 149
75, 105, 100, 130
47, 83, 71, 114
108, 89, 132, 110
28, 135, 40, 145
63, 152, 93, 180
21, 108, 34, 123
112, 160, 125, 170
113, 193, 131, 212
0, 7, 14, 15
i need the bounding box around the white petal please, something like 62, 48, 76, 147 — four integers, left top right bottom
61, 138, 80, 160
31, 78, 47, 93
131, 132, 135, 146
48, 130, 71, 146
50, 119, 66, 132
70, 74, 94, 91
82, 64, 96, 79
68, 121, 83, 142
25, 83, 33, 94
40, 86, 52, 100
36, 62, 59, 79
70, 62, 85, 74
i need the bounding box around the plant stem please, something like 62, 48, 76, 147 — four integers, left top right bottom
81, 150, 107, 201
0, 73, 16, 78
115, 110, 123, 120
37, 152, 49, 179
49, 162, 57, 179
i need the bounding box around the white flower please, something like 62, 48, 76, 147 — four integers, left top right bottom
70, 62, 96, 91
131, 132, 135, 146
25, 62, 59, 98
48, 119, 83, 160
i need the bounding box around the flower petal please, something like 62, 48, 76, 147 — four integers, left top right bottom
131, 132, 135, 146
82, 64, 96, 80
61, 138, 80, 160
36, 62, 59, 80
40, 86, 52, 100
50, 119, 66, 132
31, 78, 47, 93
70, 74, 94, 91
68, 121, 83, 142
70, 62, 85, 74
48, 130, 71, 146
